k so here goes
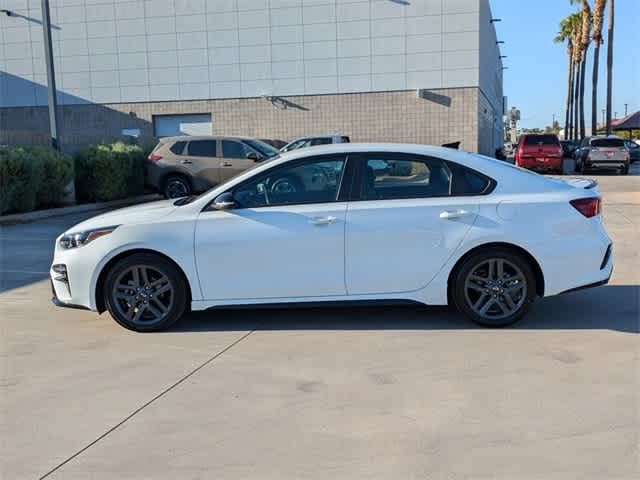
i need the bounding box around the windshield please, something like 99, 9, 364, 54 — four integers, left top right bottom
591, 138, 625, 148
243, 139, 280, 157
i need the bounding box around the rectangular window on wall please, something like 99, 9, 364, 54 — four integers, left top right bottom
153, 114, 212, 137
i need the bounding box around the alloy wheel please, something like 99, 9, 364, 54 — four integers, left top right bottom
111, 265, 174, 326
166, 179, 188, 198
464, 258, 528, 321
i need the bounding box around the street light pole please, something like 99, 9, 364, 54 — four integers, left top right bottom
41, 0, 60, 150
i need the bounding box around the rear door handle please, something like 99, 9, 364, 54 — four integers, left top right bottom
180, 159, 193, 165
310, 216, 337, 226
439, 209, 470, 220
222, 161, 233, 167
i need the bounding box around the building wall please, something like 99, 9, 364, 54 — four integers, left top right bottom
1, 87, 481, 153
1, 0, 485, 107
478, 0, 504, 153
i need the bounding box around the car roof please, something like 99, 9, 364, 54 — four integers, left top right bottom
589, 135, 624, 140
160, 135, 261, 142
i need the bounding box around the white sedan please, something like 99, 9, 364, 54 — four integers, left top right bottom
51, 144, 613, 331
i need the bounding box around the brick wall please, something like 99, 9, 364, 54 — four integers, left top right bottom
1, 88, 490, 154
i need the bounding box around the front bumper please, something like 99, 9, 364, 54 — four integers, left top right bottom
51, 280, 91, 310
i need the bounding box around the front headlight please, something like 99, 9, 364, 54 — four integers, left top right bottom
59, 225, 120, 250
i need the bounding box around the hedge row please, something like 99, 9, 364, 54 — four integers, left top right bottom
74, 143, 146, 203
0, 142, 148, 215
0, 147, 73, 214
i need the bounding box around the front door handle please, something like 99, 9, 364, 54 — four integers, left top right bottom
222, 161, 233, 167
310, 216, 337, 226
440, 209, 470, 220
181, 159, 193, 165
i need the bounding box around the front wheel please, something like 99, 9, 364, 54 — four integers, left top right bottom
104, 253, 187, 332
452, 249, 537, 327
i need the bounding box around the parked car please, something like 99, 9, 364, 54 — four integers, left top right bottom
624, 140, 639, 163
147, 136, 280, 198
51, 144, 612, 332
280, 135, 350, 152
514, 134, 563, 173
260, 138, 287, 150
573, 136, 630, 174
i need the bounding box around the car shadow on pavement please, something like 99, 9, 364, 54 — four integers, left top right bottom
171, 285, 639, 334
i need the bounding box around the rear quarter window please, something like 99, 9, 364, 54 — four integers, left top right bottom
169, 141, 186, 155
448, 162, 494, 195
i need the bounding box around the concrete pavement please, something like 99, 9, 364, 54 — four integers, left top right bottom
1, 171, 638, 479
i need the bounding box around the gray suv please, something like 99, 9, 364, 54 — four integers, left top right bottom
573, 136, 631, 175
147, 136, 280, 198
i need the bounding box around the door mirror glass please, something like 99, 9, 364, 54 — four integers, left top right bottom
246, 151, 259, 161
212, 192, 235, 210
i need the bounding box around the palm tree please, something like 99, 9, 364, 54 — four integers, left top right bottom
578, 1, 592, 138
591, 0, 606, 134
555, 15, 578, 139
605, 0, 614, 135
571, 14, 583, 141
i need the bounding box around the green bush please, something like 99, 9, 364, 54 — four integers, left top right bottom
74, 142, 145, 203
0, 147, 72, 215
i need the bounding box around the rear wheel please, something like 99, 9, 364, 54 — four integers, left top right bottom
104, 253, 187, 332
163, 175, 191, 199
452, 248, 537, 327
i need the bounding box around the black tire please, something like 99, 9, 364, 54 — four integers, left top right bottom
104, 253, 188, 332
163, 175, 192, 199
621, 164, 630, 175
451, 248, 537, 327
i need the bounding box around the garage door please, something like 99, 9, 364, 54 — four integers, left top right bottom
153, 114, 212, 137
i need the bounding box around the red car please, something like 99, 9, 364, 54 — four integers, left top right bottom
515, 134, 563, 173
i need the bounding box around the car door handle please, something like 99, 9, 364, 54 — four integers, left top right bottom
180, 159, 193, 165
222, 161, 233, 167
439, 209, 470, 220
310, 216, 337, 226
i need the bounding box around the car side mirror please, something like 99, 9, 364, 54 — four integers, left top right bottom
212, 192, 235, 210
246, 152, 259, 161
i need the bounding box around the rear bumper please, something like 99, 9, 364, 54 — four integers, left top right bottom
585, 160, 628, 170
518, 157, 562, 171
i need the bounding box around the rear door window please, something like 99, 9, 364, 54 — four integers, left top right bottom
358, 154, 452, 200
222, 140, 250, 158
591, 138, 625, 148
187, 140, 216, 157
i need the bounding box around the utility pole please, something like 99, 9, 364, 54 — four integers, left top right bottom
41, 0, 60, 150
624, 103, 628, 116
602, 109, 605, 129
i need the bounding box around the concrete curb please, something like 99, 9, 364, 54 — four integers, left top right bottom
0, 194, 163, 225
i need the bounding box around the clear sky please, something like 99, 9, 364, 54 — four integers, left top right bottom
490, 0, 639, 129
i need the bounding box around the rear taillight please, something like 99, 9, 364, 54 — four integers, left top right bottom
148, 153, 162, 162
570, 197, 601, 218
